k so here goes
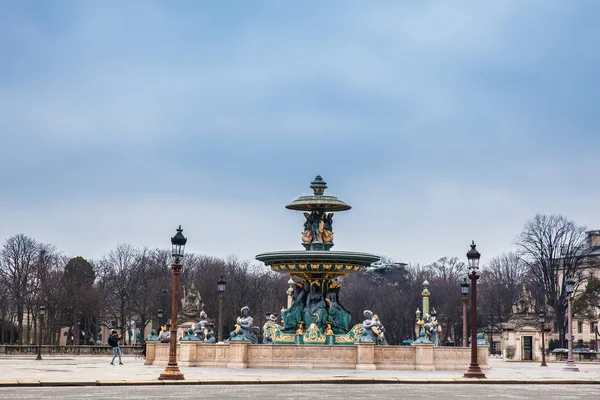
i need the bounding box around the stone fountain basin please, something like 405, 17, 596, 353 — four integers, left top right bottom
256, 250, 379, 278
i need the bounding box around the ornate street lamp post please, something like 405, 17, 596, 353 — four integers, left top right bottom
489, 315, 495, 355
463, 241, 486, 378
159, 225, 187, 380
563, 278, 579, 372
157, 309, 164, 331
460, 278, 469, 347
217, 275, 227, 342
36, 306, 45, 361
538, 312, 547, 367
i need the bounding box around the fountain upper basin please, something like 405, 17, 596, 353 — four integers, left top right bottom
256, 250, 380, 279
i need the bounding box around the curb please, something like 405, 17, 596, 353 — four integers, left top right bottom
1, 378, 600, 387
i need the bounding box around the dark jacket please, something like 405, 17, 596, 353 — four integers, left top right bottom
108, 335, 120, 348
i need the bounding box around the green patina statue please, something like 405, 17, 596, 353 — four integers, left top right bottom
415, 281, 442, 346
282, 283, 306, 333
412, 330, 433, 344
358, 310, 388, 345
146, 329, 160, 341
181, 328, 201, 341
303, 282, 329, 333
325, 283, 351, 334
205, 326, 216, 343
476, 332, 489, 345
229, 306, 257, 343
282, 279, 353, 336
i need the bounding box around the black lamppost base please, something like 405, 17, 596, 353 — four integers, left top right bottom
463, 364, 486, 378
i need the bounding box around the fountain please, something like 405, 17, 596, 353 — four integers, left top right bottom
256, 175, 380, 345
144, 176, 489, 370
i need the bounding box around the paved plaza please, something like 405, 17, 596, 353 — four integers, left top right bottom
0, 356, 598, 399
5, 384, 600, 400
0, 356, 598, 384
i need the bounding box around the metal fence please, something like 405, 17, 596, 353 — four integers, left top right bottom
0, 345, 141, 356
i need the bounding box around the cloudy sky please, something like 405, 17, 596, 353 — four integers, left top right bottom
1, 0, 599, 267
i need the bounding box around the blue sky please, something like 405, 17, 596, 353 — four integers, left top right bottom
1, 0, 599, 266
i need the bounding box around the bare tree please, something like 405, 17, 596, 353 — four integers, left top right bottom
218, 256, 287, 340
0, 234, 40, 343
427, 257, 466, 282
423, 257, 467, 344
39, 252, 70, 345
343, 259, 417, 344
0, 274, 14, 344
517, 214, 590, 347
479, 252, 529, 322
129, 248, 172, 342
101, 244, 139, 342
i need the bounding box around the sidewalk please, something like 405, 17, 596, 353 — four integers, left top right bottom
0, 356, 598, 386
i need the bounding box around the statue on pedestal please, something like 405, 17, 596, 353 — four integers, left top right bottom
229, 306, 257, 343
321, 212, 334, 243
146, 329, 160, 341
181, 328, 201, 341
301, 211, 334, 244
179, 281, 204, 323
206, 325, 216, 343
303, 282, 328, 333
282, 282, 306, 333
476, 332, 489, 345
512, 284, 536, 315
358, 310, 388, 345
413, 330, 433, 344
262, 313, 279, 344
325, 282, 351, 334
195, 311, 209, 337
422, 311, 441, 346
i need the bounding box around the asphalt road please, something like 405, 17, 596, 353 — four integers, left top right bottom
1, 384, 598, 399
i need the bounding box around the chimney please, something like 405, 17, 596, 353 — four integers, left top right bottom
587, 230, 600, 248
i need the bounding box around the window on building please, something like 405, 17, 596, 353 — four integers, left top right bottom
578, 271, 584, 282
577, 321, 583, 333
590, 272, 595, 282
592, 321, 598, 334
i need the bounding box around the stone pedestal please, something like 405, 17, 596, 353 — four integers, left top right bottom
356, 342, 376, 370
144, 341, 156, 365
148, 342, 489, 371
179, 341, 198, 367
478, 344, 490, 369
413, 343, 435, 371
227, 342, 249, 369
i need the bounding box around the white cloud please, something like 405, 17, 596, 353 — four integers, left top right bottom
1, 0, 599, 267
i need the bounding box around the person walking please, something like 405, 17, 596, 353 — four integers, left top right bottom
108, 330, 123, 365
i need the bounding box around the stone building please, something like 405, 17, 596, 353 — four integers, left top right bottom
556, 229, 600, 350
500, 230, 600, 361
500, 284, 549, 361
